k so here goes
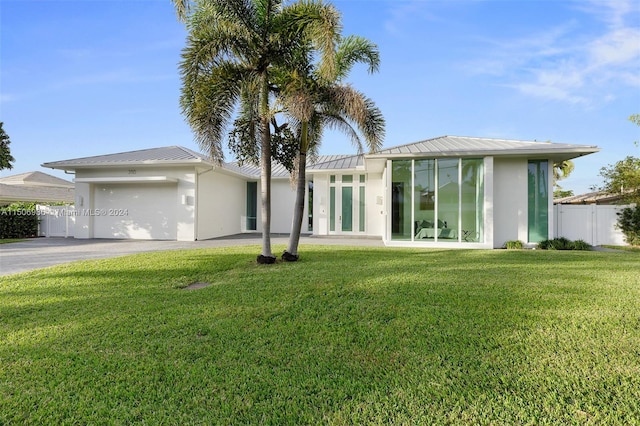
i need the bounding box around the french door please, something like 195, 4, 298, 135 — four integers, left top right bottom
329, 175, 365, 234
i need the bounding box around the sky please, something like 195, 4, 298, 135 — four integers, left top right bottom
1, 0, 639, 195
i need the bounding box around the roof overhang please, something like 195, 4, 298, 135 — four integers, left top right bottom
364, 147, 600, 162
74, 176, 178, 184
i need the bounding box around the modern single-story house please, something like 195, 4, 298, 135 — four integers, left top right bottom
0, 171, 75, 205
42, 135, 599, 248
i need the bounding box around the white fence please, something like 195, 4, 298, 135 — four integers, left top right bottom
37, 205, 75, 238
554, 204, 630, 246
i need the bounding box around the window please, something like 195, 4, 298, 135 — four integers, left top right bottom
391, 158, 484, 242
528, 160, 548, 242
246, 182, 257, 231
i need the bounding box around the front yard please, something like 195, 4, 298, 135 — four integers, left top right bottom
1, 246, 639, 424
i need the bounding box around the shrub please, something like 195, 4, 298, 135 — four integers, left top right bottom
616, 205, 640, 246
571, 239, 592, 251
537, 238, 591, 251
0, 202, 39, 239
504, 240, 524, 249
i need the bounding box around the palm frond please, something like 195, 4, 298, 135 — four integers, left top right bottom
335, 35, 380, 81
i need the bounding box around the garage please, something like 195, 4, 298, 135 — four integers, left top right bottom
92, 181, 178, 240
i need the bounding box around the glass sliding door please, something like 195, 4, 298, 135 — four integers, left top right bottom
528, 160, 549, 242
391, 160, 412, 240
437, 159, 459, 241
461, 159, 483, 242
414, 160, 436, 240
390, 158, 485, 243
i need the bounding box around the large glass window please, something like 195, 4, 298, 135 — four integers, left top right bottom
461, 159, 484, 242
308, 180, 313, 232
437, 159, 459, 241
413, 160, 436, 240
391, 160, 412, 240
246, 181, 257, 231
392, 158, 484, 243
528, 160, 549, 242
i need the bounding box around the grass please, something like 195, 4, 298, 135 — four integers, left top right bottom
602, 244, 640, 253
0, 239, 25, 244
1, 246, 639, 424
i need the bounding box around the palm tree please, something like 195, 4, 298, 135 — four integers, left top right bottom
178, 0, 340, 263
280, 36, 385, 260
553, 159, 575, 198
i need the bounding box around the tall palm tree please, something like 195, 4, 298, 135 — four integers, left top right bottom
280, 35, 385, 260
178, 0, 340, 263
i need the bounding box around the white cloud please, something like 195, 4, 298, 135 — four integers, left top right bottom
468, 0, 640, 105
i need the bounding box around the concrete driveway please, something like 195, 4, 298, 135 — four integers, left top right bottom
0, 235, 383, 276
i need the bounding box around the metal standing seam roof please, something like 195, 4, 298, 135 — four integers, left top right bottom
373, 135, 599, 157
42, 146, 214, 169
42, 136, 600, 177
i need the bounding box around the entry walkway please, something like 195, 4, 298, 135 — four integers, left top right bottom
0, 235, 383, 276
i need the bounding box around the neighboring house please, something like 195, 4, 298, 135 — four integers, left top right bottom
554, 190, 628, 205
0, 171, 74, 205
553, 190, 632, 246
42, 135, 599, 247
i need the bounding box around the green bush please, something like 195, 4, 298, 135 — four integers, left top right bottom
537, 238, 591, 251
504, 240, 524, 249
571, 239, 592, 251
0, 202, 39, 239
616, 205, 640, 246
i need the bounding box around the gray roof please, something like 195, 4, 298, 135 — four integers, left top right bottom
554, 190, 629, 205
308, 155, 363, 171
42, 135, 600, 177
42, 146, 214, 170
0, 171, 73, 187
225, 155, 363, 178
373, 135, 599, 159
0, 184, 74, 204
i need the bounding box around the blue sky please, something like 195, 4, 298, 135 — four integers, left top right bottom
1, 0, 639, 195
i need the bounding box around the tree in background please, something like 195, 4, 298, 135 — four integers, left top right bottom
177, 0, 340, 264
598, 115, 640, 204
599, 114, 640, 246
0, 122, 15, 171
553, 160, 574, 198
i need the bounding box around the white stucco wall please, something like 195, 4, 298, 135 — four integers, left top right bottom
268, 179, 299, 234
196, 167, 245, 240
364, 172, 385, 237
493, 158, 529, 248
313, 174, 330, 235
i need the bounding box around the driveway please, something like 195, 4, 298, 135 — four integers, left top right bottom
0, 235, 383, 276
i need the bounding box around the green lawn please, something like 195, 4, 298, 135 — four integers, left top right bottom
1, 246, 639, 424
0, 239, 25, 244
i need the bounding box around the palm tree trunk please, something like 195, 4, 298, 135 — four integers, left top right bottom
284, 122, 309, 260
258, 73, 275, 263
286, 154, 307, 258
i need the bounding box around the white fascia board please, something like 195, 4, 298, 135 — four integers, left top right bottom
74, 176, 178, 184
365, 147, 600, 160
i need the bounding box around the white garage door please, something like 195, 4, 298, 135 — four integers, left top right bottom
93, 183, 177, 240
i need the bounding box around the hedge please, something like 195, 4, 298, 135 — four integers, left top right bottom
0, 203, 39, 239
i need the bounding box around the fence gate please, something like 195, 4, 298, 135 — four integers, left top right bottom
37, 205, 75, 238
554, 204, 629, 246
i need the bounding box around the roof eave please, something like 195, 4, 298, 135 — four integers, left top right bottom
42, 158, 214, 171
365, 147, 600, 160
